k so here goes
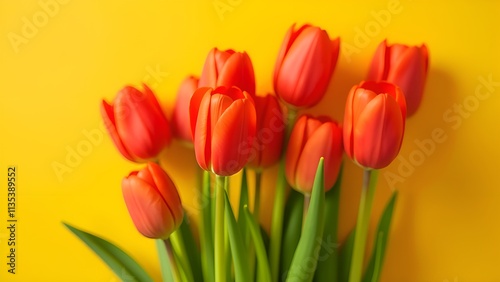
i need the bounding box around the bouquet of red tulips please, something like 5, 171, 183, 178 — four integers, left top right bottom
64, 23, 428, 282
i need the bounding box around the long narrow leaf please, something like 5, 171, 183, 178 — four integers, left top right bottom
362, 191, 398, 282
224, 191, 251, 282
339, 229, 355, 282
63, 223, 153, 282
315, 164, 343, 282
280, 189, 303, 280
238, 169, 250, 239
243, 205, 272, 282
286, 158, 326, 282
178, 214, 203, 282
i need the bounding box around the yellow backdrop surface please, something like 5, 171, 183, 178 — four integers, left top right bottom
1, 0, 500, 281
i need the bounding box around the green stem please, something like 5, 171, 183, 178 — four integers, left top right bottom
270, 107, 297, 282
349, 169, 378, 282
254, 170, 262, 222
224, 177, 232, 280
215, 175, 226, 282
200, 170, 214, 282
164, 239, 182, 282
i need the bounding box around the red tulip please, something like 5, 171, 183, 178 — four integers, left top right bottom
285, 115, 343, 194
343, 81, 406, 169
367, 40, 429, 117
190, 86, 257, 176
172, 75, 199, 143
122, 162, 183, 239
247, 94, 285, 169
101, 84, 171, 162
198, 48, 256, 95
274, 23, 340, 109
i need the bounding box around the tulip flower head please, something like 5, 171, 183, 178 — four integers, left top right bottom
198, 48, 256, 96
247, 94, 285, 170
343, 81, 407, 169
172, 75, 200, 143
285, 114, 343, 195
367, 40, 429, 117
101, 84, 171, 162
190, 86, 257, 176
274, 23, 340, 109
122, 162, 183, 239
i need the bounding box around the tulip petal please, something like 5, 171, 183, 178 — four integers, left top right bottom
100, 100, 135, 161
285, 115, 308, 188
352, 88, 378, 122
285, 115, 322, 188
295, 122, 343, 193
194, 90, 213, 171
210, 94, 234, 137
274, 23, 296, 86
218, 52, 256, 95
354, 94, 404, 168
147, 163, 184, 228
172, 76, 199, 141
387, 46, 426, 116
122, 176, 176, 239
277, 27, 333, 107
211, 99, 256, 176
343, 86, 356, 159
367, 40, 388, 81
249, 95, 284, 168
199, 48, 232, 88
190, 87, 212, 139
115, 87, 170, 160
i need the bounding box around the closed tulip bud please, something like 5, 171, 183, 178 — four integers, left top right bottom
101, 84, 171, 162
172, 75, 199, 143
285, 114, 343, 195
198, 48, 256, 96
274, 23, 340, 109
247, 94, 285, 169
367, 40, 429, 117
190, 86, 257, 176
343, 81, 406, 169
122, 162, 183, 239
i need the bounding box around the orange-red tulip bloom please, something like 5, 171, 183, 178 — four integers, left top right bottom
343, 81, 407, 169
274, 23, 340, 108
198, 48, 256, 96
172, 75, 199, 142
285, 115, 343, 194
122, 162, 183, 239
247, 94, 285, 169
367, 40, 429, 117
101, 84, 171, 162
190, 86, 256, 176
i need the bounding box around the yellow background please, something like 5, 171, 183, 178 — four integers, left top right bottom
1, 0, 500, 281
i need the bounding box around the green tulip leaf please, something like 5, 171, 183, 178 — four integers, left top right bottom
286, 158, 326, 282
170, 213, 202, 282
63, 222, 153, 282
243, 205, 272, 282
339, 229, 355, 282
362, 191, 398, 282
224, 191, 251, 282
280, 189, 304, 280
238, 168, 250, 244
314, 163, 344, 282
